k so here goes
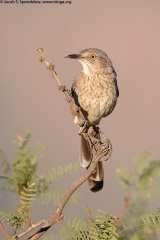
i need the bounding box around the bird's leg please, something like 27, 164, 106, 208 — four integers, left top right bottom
87, 126, 101, 152
97, 127, 105, 144
89, 126, 112, 161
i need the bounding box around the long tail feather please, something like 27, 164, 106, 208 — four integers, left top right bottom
80, 135, 104, 192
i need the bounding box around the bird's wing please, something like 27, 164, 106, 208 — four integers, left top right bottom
80, 135, 92, 168
114, 78, 119, 98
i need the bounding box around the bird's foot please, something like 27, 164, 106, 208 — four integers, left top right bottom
92, 127, 112, 161
78, 120, 89, 135
101, 138, 112, 161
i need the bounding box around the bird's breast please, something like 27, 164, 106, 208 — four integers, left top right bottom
76, 75, 117, 125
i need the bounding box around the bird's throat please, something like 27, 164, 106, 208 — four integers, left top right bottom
78, 60, 90, 75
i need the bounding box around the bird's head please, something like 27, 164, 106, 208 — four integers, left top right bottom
65, 48, 112, 75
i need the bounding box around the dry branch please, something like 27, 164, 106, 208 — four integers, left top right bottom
24, 48, 112, 239
16, 220, 45, 239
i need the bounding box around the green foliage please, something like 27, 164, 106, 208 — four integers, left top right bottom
116, 151, 160, 239
1, 133, 160, 239
68, 210, 119, 240
68, 215, 90, 239
0, 150, 10, 174
0, 182, 36, 236
2, 237, 16, 240
0, 131, 80, 239
118, 210, 160, 240
0, 131, 44, 193
37, 163, 80, 206
39, 186, 80, 207
117, 151, 160, 191
38, 163, 80, 191
0, 131, 80, 204
11, 132, 44, 193
63, 151, 160, 240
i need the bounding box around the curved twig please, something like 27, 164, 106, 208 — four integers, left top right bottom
25, 48, 112, 239
28, 144, 110, 239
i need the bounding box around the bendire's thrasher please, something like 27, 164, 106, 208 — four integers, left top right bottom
65, 48, 119, 192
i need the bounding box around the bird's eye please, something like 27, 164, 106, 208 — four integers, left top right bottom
90, 54, 97, 60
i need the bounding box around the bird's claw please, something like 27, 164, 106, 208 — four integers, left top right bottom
102, 138, 112, 161
78, 120, 89, 135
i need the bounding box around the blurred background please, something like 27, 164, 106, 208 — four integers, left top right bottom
0, 0, 160, 238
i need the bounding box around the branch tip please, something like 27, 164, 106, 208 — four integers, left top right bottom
36, 47, 43, 54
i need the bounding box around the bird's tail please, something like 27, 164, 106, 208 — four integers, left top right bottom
80, 135, 104, 192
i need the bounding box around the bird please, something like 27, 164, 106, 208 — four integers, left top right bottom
65, 48, 119, 192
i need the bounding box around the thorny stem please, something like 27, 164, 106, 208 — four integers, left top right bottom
85, 205, 94, 222
115, 197, 131, 226
37, 47, 62, 87
0, 221, 10, 238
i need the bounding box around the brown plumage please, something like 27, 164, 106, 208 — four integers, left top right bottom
66, 48, 119, 192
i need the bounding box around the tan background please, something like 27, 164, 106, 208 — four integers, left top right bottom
0, 0, 160, 238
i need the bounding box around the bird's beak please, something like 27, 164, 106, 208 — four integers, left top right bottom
65, 54, 81, 59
